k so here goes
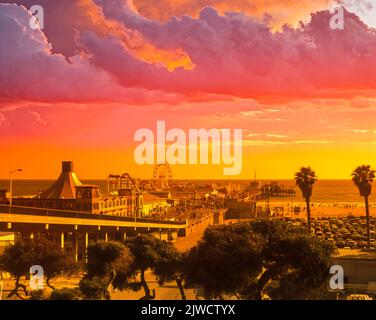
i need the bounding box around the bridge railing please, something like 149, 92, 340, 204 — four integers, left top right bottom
0, 204, 186, 226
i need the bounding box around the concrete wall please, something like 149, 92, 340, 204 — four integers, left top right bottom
180, 209, 226, 237
335, 257, 376, 285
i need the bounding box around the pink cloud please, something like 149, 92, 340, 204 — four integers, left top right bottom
1, 1, 376, 107
28, 111, 47, 126
0, 3, 191, 106
82, 1, 376, 101
0, 112, 8, 126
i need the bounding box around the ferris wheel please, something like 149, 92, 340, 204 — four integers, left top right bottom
153, 163, 173, 190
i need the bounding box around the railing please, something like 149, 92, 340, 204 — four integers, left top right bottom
0, 204, 186, 226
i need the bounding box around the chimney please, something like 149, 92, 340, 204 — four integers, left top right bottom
62, 161, 74, 172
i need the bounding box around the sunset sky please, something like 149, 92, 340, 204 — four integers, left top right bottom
1, 0, 376, 180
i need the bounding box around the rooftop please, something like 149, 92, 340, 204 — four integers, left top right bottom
334, 249, 376, 260
143, 193, 168, 204
37, 161, 82, 200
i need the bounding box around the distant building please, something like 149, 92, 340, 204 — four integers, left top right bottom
142, 193, 170, 216
334, 249, 376, 294
10, 161, 144, 217
0, 232, 14, 254
224, 198, 257, 219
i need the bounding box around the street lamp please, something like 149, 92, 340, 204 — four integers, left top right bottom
266, 186, 271, 217
9, 168, 23, 213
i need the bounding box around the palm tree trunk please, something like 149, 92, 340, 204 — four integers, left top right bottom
365, 196, 371, 249
306, 198, 311, 233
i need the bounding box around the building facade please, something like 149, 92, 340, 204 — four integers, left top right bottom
7, 161, 144, 217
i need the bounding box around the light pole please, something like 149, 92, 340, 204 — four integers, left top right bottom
266, 186, 271, 217
9, 168, 23, 213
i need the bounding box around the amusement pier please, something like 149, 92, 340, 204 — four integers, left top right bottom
0, 161, 230, 261
0, 161, 298, 262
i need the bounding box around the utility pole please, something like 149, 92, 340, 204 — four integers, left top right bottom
9, 168, 23, 213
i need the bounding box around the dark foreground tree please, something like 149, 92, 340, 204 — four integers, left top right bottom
352, 165, 376, 248
244, 220, 335, 300
28, 289, 49, 300
184, 220, 334, 300
184, 223, 263, 299
50, 287, 81, 300
79, 276, 110, 300
125, 234, 167, 300
0, 238, 77, 299
80, 241, 134, 300
152, 241, 187, 300
294, 166, 317, 232
37, 241, 78, 290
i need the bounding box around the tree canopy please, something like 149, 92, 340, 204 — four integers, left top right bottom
247, 220, 334, 299
294, 166, 317, 201
80, 241, 134, 299
184, 220, 334, 300
184, 223, 264, 299
125, 234, 174, 299
152, 240, 187, 300
352, 165, 375, 198
0, 238, 77, 298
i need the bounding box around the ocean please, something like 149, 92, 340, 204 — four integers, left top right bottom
0, 179, 375, 204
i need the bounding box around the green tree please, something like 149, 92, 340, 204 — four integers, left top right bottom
79, 276, 109, 300
35, 241, 78, 290
28, 289, 49, 300
50, 287, 81, 300
125, 234, 164, 300
294, 166, 317, 232
80, 241, 134, 300
184, 223, 263, 299
244, 220, 334, 299
0, 238, 76, 299
152, 241, 187, 300
184, 221, 334, 300
352, 165, 376, 248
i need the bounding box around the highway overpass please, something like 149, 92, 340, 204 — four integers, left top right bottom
0, 204, 187, 261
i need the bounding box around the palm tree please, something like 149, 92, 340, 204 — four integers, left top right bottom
351, 165, 376, 249
294, 167, 317, 233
